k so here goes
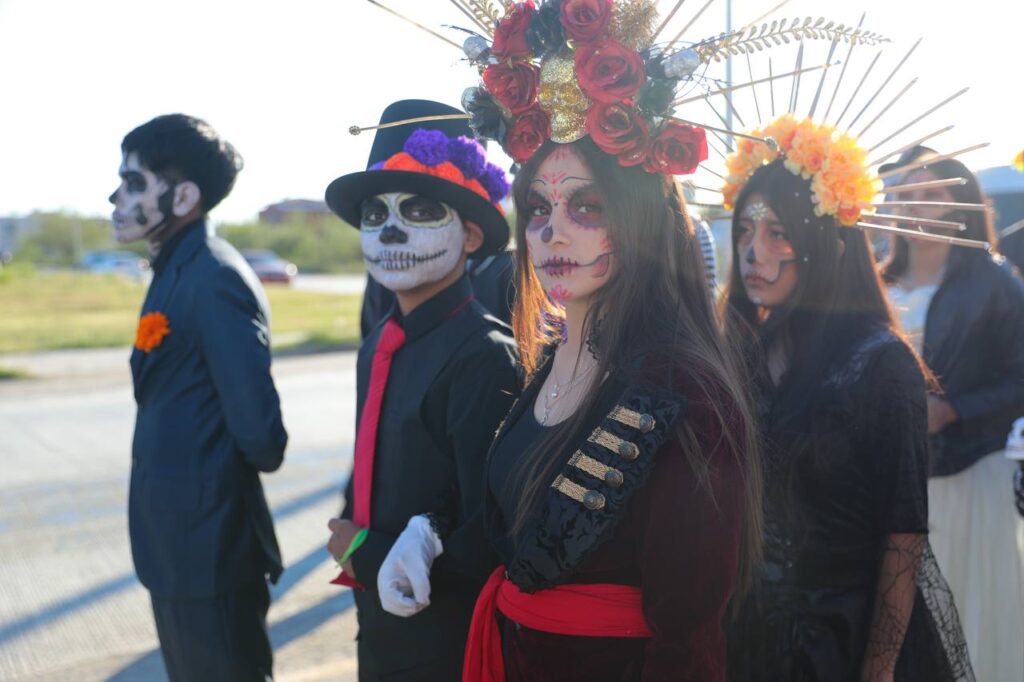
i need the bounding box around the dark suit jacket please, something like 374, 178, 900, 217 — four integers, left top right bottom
343, 275, 519, 676
128, 221, 288, 598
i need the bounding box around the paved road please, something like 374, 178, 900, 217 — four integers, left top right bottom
290, 274, 366, 296
0, 351, 361, 681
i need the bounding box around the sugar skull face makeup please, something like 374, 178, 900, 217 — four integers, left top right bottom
736, 193, 799, 307
360, 192, 465, 292
109, 152, 175, 243
523, 145, 614, 305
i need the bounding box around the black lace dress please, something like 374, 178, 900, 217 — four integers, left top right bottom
727, 330, 974, 682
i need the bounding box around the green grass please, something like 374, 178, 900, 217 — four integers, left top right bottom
0, 366, 31, 380
0, 269, 361, 355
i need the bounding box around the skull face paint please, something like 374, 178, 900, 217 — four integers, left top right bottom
736, 193, 799, 307
109, 152, 175, 243
524, 145, 614, 305
360, 192, 464, 292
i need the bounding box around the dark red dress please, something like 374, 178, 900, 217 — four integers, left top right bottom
477, 356, 747, 681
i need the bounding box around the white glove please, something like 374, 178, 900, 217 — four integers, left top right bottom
378, 515, 443, 617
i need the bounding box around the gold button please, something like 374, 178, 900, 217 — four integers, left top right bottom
618, 441, 639, 460
604, 469, 624, 488
583, 490, 606, 510
638, 414, 655, 433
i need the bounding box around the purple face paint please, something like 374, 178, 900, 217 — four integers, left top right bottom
567, 185, 605, 229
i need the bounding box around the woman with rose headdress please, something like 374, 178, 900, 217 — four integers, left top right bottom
373, 1, 763, 680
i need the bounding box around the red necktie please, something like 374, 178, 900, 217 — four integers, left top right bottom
332, 318, 405, 588
352, 317, 406, 527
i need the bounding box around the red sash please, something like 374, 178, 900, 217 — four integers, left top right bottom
463, 566, 653, 682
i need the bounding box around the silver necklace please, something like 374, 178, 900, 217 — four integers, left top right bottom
540, 358, 598, 425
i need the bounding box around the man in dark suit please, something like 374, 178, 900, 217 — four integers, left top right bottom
323, 100, 519, 681
110, 114, 287, 681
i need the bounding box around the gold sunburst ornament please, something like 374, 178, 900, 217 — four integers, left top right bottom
356, 0, 873, 177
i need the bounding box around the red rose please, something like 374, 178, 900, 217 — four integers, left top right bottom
492, 1, 535, 60
507, 108, 551, 163
560, 0, 613, 43
574, 38, 645, 104
585, 102, 649, 166
643, 122, 708, 176
483, 62, 540, 114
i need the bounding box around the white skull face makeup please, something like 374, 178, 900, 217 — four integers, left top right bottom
360, 192, 465, 292
736, 193, 799, 307
524, 145, 614, 306
109, 152, 175, 243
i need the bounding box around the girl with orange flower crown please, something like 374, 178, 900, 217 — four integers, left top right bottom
368, 1, 768, 679
720, 119, 976, 679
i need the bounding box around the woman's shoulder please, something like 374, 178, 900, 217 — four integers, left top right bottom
952, 252, 1024, 298
823, 327, 922, 393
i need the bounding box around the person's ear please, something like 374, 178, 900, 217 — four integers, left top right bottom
463, 219, 484, 255
172, 181, 202, 217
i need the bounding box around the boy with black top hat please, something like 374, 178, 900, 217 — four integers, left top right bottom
323, 100, 519, 681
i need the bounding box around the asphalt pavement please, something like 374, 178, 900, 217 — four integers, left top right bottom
0, 348, 361, 681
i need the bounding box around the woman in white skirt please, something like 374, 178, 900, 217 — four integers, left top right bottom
883, 147, 1024, 681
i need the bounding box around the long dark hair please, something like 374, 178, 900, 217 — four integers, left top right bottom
510, 137, 763, 598
723, 160, 926, 423
881, 153, 1001, 284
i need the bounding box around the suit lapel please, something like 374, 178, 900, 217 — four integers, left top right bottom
130, 223, 208, 398
131, 264, 183, 399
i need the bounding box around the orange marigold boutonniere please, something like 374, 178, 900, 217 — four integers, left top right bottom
135, 312, 171, 353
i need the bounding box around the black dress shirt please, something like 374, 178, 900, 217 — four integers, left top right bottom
342, 274, 519, 677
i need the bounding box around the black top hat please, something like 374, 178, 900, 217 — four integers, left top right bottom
325, 100, 510, 258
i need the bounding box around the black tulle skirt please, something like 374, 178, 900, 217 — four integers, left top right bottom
727, 543, 974, 682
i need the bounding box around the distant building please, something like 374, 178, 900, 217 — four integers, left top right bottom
258, 199, 334, 225
0, 215, 39, 254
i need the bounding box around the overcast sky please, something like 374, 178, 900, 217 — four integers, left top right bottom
0, 0, 1019, 223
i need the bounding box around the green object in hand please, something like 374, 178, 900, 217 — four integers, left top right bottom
337, 528, 369, 566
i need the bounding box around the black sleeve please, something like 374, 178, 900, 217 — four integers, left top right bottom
865, 343, 930, 535
1015, 463, 1024, 519
431, 337, 519, 581
195, 266, 288, 472
945, 276, 1024, 421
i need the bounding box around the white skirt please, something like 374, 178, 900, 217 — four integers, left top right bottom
928, 450, 1024, 681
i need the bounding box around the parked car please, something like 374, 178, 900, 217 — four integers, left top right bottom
241, 249, 298, 284
80, 250, 149, 280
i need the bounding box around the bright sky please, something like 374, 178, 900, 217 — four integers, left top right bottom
0, 0, 1020, 223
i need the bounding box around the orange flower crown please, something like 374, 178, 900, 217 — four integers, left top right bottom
722, 114, 881, 227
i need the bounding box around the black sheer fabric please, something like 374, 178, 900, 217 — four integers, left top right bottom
728, 330, 974, 681
1015, 463, 1024, 518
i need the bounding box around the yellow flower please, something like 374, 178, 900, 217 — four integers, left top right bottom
1014, 149, 1024, 172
